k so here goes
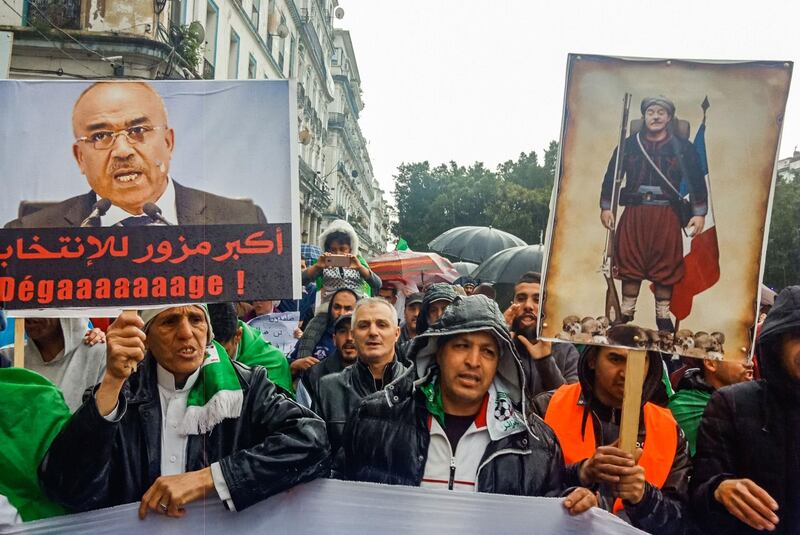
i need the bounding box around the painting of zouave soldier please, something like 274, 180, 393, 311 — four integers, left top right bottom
599, 96, 708, 333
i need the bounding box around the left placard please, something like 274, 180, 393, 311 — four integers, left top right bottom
0, 80, 300, 313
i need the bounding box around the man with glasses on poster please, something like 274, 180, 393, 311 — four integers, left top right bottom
5, 81, 266, 228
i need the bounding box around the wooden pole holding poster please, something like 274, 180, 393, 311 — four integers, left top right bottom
618, 349, 647, 454
13, 317, 24, 368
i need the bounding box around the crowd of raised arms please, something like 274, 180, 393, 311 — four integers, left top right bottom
0, 223, 794, 535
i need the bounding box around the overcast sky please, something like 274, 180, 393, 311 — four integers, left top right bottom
339, 0, 800, 200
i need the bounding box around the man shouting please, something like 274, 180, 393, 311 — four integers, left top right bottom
39, 305, 329, 517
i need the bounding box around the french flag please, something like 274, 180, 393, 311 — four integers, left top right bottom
671, 110, 720, 321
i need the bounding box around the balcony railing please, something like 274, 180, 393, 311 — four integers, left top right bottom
328, 112, 345, 129
26, 0, 80, 30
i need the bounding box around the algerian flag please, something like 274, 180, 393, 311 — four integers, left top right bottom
0, 369, 71, 521
180, 341, 244, 435
395, 238, 410, 251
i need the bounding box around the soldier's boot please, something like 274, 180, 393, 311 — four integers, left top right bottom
612, 314, 633, 326
656, 317, 675, 333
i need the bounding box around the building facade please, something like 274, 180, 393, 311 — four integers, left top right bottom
777, 148, 800, 179
0, 0, 389, 254
323, 28, 389, 255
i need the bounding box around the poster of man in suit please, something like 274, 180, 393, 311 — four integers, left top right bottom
0, 80, 299, 310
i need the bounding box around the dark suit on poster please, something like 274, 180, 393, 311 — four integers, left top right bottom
4, 180, 267, 228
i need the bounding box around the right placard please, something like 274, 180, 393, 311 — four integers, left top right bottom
539, 54, 793, 360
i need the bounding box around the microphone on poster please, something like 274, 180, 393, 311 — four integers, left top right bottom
143, 203, 173, 226
80, 198, 112, 227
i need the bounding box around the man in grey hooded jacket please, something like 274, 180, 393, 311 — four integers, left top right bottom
340, 295, 595, 514
0, 318, 106, 411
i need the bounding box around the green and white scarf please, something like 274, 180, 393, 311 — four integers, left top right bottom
420, 373, 525, 441
180, 340, 244, 435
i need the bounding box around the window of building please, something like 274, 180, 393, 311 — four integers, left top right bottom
228, 29, 240, 79
251, 0, 260, 30
288, 35, 296, 77
277, 13, 287, 71
24, 0, 80, 29
203, 0, 219, 79
248, 54, 257, 79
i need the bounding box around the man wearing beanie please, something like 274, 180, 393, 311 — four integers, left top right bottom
340, 295, 596, 515
599, 96, 707, 333
415, 283, 458, 337
39, 305, 330, 518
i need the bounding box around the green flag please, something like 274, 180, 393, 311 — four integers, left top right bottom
395, 238, 409, 251
0, 369, 71, 521
235, 320, 294, 395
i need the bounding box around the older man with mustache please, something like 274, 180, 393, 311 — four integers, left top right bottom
599, 96, 707, 333
39, 305, 329, 518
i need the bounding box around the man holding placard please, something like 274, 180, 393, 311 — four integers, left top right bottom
39, 305, 329, 517
535, 325, 690, 534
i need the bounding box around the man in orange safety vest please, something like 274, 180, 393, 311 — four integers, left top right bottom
533, 325, 691, 535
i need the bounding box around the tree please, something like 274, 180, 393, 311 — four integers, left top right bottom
763, 170, 800, 290
392, 144, 557, 251
487, 183, 550, 245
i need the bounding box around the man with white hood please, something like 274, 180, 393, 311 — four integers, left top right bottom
39, 305, 330, 518
0, 318, 106, 411
340, 295, 596, 514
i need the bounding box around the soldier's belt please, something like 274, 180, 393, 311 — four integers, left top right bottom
619, 190, 672, 206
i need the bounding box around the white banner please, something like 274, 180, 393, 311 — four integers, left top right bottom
7, 479, 645, 534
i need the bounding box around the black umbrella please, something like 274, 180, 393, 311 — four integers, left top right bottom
472, 245, 545, 307
428, 226, 526, 263
452, 261, 478, 277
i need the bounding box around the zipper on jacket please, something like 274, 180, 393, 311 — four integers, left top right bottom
448, 456, 456, 490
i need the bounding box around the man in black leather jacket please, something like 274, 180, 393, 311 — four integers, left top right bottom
313, 298, 407, 458
296, 313, 358, 408
38, 305, 330, 518
340, 295, 595, 514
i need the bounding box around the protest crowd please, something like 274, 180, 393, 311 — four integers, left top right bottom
0, 217, 793, 535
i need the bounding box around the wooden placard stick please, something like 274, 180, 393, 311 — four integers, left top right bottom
13, 317, 24, 369
619, 348, 647, 455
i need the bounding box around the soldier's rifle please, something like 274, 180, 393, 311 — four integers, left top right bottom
602, 93, 632, 323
